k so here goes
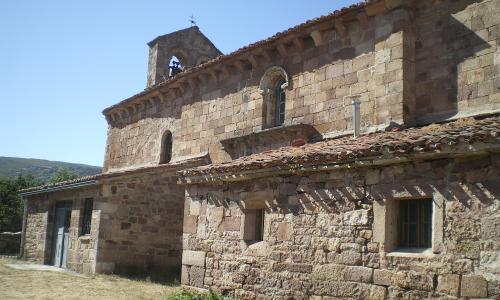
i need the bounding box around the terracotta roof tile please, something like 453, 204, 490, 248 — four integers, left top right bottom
182, 115, 500, 177
19, 152, 210, 194
19, 175, 98, 194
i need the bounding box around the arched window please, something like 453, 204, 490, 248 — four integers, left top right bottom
160, 131, 172, 164
259, 66, 289, 129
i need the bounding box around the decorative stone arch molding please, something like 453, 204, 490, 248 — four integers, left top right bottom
259, 66, 289, 95
259, 66, 290, 129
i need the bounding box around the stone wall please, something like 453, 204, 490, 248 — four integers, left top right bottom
414, 0, 500, 123
0, 232, 21, 255
182, 153, 500, 299
104, 0, 500, 174
95, 170, 184, 275
103, 4, 413, 172
23, 194, 52, 263
23, 185, 100, 273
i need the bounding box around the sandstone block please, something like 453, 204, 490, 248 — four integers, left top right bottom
183, 215, 198, 233
182, 250, 206, 267
189, 266, 205, 288
393, 270, 434, 291
436, 274, 460, 297
328, 250, 362, 265
479, 251, 500, 274
482, 215, 500, 240
312, 264, 346, 281
181, 265, 189, 285
373, 269, 393, 286
344, 266, 373, 283
461, 275, 487, 298
218, 216, 241, 231
343, 209, 369, 226
189, 200, 201, 216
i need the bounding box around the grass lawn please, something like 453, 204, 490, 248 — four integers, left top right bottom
0, 257, 179, 299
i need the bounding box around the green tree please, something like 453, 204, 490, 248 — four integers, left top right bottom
0, 179, 23, 232
48, 167, 79, 184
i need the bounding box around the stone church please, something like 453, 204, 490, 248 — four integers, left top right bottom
20, 0, 500, 298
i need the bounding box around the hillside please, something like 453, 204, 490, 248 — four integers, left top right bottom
0, 157, 102, 181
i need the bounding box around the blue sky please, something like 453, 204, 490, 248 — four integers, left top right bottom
0, 0, 359, 167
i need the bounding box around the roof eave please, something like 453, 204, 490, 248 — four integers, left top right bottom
19, 180, 97, 197
179, 144, 500, 185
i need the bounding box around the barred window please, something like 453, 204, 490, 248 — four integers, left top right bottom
399, 199, 432, 248
275, 80, 286, 127
242, 208, 265, 242
160, 131, 173, 164
80, 198, 93, 236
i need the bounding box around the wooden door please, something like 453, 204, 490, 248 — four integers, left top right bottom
53, 202, 72, 268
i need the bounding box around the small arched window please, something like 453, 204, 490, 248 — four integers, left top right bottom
259, 66, 289, 129
160, 131, 172, 164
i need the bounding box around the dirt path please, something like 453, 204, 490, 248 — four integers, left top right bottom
0, 258, 178, 299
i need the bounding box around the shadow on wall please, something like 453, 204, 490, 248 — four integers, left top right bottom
113, 264, 181, 285
415, 1, 492, 123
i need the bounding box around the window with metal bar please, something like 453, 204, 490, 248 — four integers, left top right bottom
254, 208, 265, 241
242, 208, 265, 242
275, 81, 286, 126
160, 131, 172, 164
80, 198, 93, 236
399, 199, 432, 248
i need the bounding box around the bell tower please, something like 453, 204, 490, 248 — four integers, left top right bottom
146, 26, 222, 87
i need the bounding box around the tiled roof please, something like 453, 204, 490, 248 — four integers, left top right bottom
102, 0, 378, 114
19, 175, 99, 194
99, 152, 210, 179
19, 152, 211, 195
182, 115, 500, 177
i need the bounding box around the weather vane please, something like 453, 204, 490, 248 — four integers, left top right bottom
189, 15, 196, 27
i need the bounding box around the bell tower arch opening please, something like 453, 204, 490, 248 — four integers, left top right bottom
146, 26, 222, 87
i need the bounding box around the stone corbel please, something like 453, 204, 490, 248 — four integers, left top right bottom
334, 19, 348, 39
258, 49, 272, 62
105, 114, 113, 123
219, 65, 230, 79
233, 60, 246, 73
187, 78, 197, 90
119, 108, 128, 119
356, 12, 369, 28
196, 74, 207, 85
127, 106, 134, 115
134, 102, 143, 112
247, 55, 259, 69
181, 82, 190, 93
169, 88, 178, 99
276, 44, 288, 57
157, 91, 166, 103
207, 69, 218, 82
310, 30, 325, 46
292, 38, 305, 51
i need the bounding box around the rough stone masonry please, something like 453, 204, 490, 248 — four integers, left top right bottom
19, 0, 500, 299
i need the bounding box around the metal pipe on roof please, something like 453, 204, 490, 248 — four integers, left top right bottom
352, 97, 361, 138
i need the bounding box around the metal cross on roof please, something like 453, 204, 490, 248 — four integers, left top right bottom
189, 15, 196, 27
